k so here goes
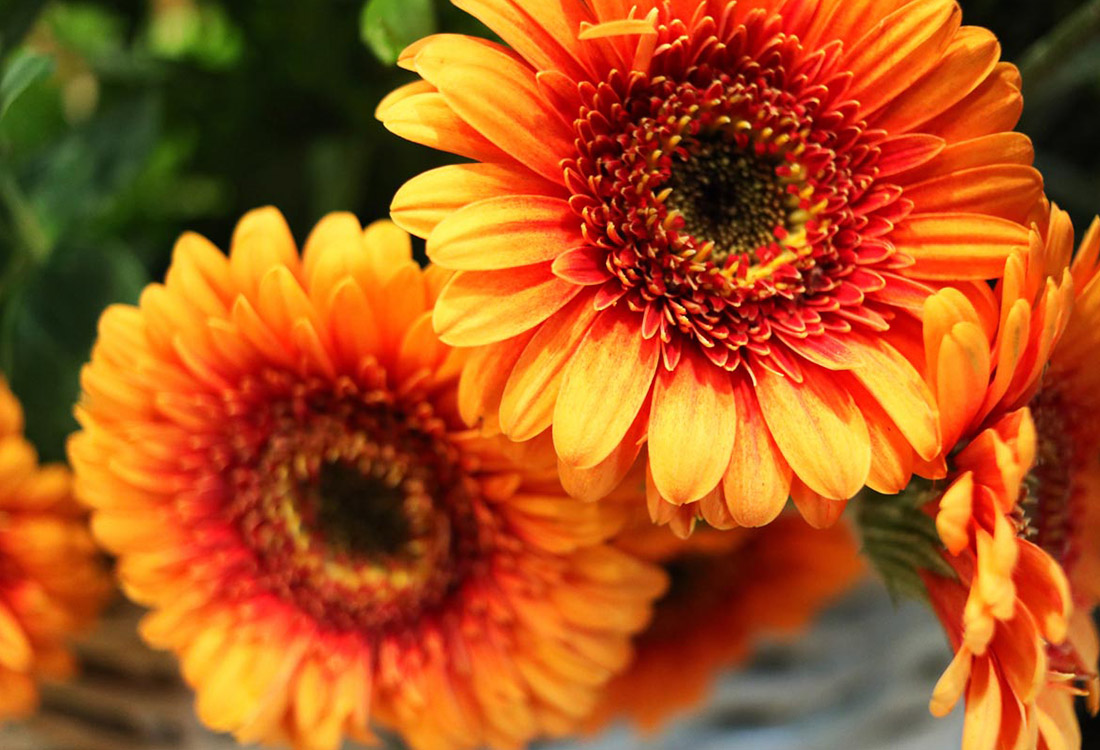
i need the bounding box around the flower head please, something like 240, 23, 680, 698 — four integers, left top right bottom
68, 209, 667, 750
586, 515, 863, 732
380, 0, 1042, 532
906, 204, 1097, 748
0, 379, 110, 720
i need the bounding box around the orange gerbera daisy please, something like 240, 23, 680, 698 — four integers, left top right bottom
888, 203, 1097, 748
922, 408, 1077, 750
379, 0, 1043, 532
0, 378, 110, 721
68, 208, 668, 750
586, 515, 863, 732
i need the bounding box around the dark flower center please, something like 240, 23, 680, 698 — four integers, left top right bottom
665, 138, 789, 264
308, 460, 412, 560
1022, 389, 1078, 570
218, 370, 492, 634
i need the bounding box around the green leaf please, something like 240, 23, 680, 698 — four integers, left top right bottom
360, 0, 436, 66
0, 49, 54, 121
855, 483, 956, 605
21, 96, 161, 249
0, 244, 148, 462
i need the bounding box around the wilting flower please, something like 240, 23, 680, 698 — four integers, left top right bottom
894, 203, 1096, 748
68, 209, 667, 750
586, 515, 863, 732
0, 379, 110, 720
379, 0, 1043, 533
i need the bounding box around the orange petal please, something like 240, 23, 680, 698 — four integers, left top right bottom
558, 405, 647, 502
722, 382, 791, 527
166, 232, 234, 315
500, 293, 600, 441
756, 366, 870, 500
936, 470, 975, 555
961, 656, 1002, 750
922, 286, 986, 393
801, 0, 910, 51
457, 332, 535, 433
433, 264, 580, 347
554, 306, 659, 469
875, 134, 946, 176
924, 62, 1022, 143
391, 163, 564, 239
895, 213, 1029, 280
862, 396, 916, 494
847, 337, 939, 461
930, 646, 972, 717
1071, 215, 1100, 291
842, 0, 959, 117
897, 132, 1034, 186
1014, 541, 1071, 645
790, 479, 848, 529
228, 207, 300, 304
412, 35, 573, 183
361, 220, 415, 287
375, 264, 428, 361
981, 297, 1030, 417
396, 311, 449, 382
378, 88, 511, 165
453, 0, 590, 82
936, 321, 991, 452
301, 212, 366, 307
427, 196, 578, 270
872, 26, 999, 134
990, 606, 1045, 705
902, 165, 1043, 224
647, 347, 736, 505
0, 601, 32, 672
325, 279, 383, 373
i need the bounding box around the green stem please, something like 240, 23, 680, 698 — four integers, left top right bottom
1017, 0, 1100, 96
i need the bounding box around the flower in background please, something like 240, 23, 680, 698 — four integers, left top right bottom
68, 209, 667, 750
379, 0, 1043, 535
872, 203, 1097, 748
0, 379, 110, 721
586, 515, 863, 732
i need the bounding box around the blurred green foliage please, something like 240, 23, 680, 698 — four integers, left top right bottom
0, 0, 1097, 467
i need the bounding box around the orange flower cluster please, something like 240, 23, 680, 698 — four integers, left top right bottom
0, 379, 110, 721
1, 2, 1093, 750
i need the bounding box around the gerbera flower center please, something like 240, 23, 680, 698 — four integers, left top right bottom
310, 461, 412, 559
665, 137, 790, 264
562, 8, 909, 373
1022, 389, 1079, 571
220, 369, 489, 633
